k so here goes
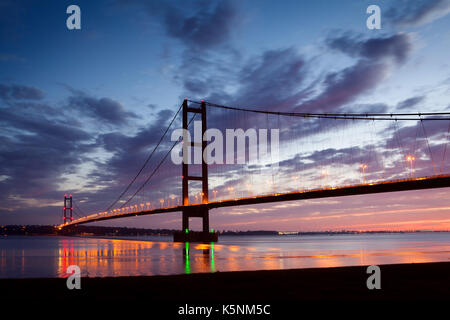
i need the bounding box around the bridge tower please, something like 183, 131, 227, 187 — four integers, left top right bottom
63, 194, 73, 224
174, 99, 218, 242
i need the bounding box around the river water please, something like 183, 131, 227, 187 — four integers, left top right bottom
1, 233, 449, 278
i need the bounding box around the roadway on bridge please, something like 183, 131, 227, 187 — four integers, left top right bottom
58, 174, 450, 228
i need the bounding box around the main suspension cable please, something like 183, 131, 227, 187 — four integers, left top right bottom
196, 100, 450, 121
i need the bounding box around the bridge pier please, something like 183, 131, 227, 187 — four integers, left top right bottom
174, 205, 218, 242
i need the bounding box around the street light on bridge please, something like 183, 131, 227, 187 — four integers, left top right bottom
360, 164, 368, 184
406, 155, 415, 178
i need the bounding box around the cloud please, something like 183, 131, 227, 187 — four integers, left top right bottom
293, 34, 413, 113
174, 47, 243, 101
177, 46, 312, 125
97, 108, 174, 153
181, 33, 414, 117
163, 0, 237, 50
396, 96, 425, 110
0, 83, 44, 100
385, 0, 450, 27
158, 7, 416, 125
275, 144, 378, 182
295, 60, 388, 113
119, 0, 242, 107
67, 92, 137, 126
0, 97, 95, 211
326, 33, 413, 65
231, 48, 308, 109
119, 0, 238, 50
0, 105, 91, 142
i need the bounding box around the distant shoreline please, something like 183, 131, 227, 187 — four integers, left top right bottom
2, 225, 449, 237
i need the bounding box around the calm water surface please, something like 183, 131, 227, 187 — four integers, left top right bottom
1, 233, 449, 278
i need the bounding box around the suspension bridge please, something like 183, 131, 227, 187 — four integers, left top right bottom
57, 99, 450, 242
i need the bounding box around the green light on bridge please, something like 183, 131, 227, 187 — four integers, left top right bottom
185, 228, 189, 234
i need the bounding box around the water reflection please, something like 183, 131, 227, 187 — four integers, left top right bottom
1, 233, 450, 278
59, 239, 75, 277
183, 242, 216, 274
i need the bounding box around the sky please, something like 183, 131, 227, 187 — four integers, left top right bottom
1, 0, 450, 231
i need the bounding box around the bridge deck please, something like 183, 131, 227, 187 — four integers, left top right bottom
58, 175, 450, 228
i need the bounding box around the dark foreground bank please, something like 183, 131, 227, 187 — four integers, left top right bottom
1, 262, 449, 317
1, 262, 449, 301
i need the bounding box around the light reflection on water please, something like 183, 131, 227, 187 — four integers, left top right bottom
0, 233, 449, 278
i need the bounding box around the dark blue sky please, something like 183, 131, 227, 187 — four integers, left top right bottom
1, 0, 450, 230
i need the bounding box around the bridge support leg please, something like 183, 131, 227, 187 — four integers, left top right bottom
181, 209, 209, 233
203, 211, 209, 234
182, 212, 189, 232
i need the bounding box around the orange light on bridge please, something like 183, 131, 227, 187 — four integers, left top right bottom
160, 199, 164, 208
213, 190, 218, 201
360, 164, 368, 184
406, 155, 415, 178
